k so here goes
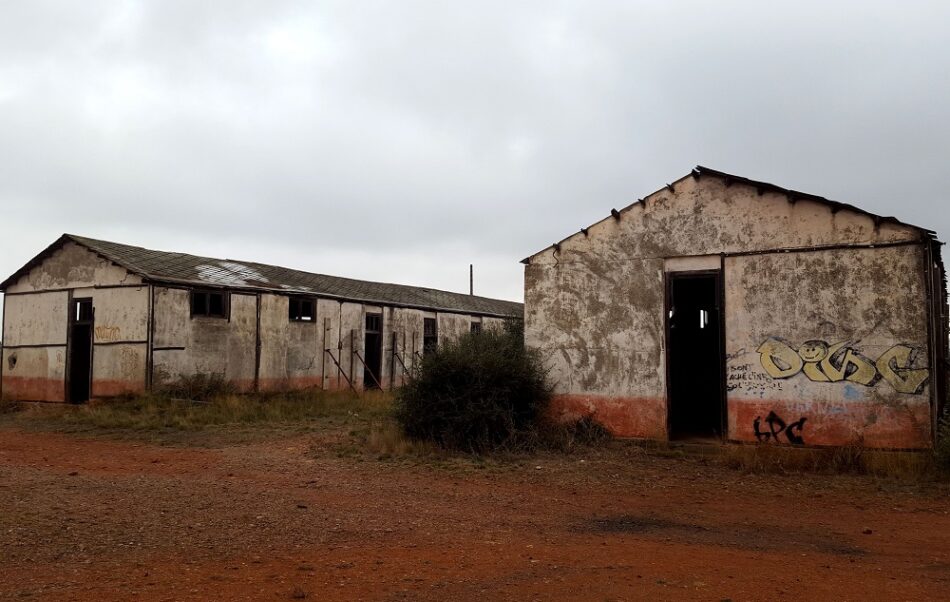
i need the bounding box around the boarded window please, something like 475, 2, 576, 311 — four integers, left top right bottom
289, 296, 315, 322
191, 290, 228, 318
423, 317, 438, 356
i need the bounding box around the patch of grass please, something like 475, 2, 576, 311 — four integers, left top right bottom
720, 442, 935, 480
533, 416, 614, 452
0, 398, 21, 415
350, 420, 440, 460
1, 389, 392, 440
155, 372, 238, 400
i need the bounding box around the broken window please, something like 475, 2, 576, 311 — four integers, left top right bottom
365, 313, 382, 333
74, 299, 93, 322
423, 317, 438, 356
191, 290, 228, 318
470, 321, 482, 334
289, 296, 315, 322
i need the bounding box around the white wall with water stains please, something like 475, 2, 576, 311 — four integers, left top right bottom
525, 172, 938, 448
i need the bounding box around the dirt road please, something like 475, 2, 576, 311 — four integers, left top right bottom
1, 428, 948, 601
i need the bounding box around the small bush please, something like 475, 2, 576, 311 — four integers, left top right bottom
394, 322, 551, 452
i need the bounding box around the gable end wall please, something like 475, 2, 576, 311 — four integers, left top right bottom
526, 175, 934, 449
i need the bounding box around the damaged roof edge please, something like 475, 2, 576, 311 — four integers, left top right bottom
694, 166, 937, 236
521, 166, 939, 263
520, 172, 696, 264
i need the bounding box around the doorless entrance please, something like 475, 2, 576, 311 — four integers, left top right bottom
363, 313, 383, 389
68, 298, 94, 403
666, 271, 725, 440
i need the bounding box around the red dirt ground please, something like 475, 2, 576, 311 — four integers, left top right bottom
1, 428, 949, 601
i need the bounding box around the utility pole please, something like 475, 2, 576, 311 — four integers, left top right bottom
469, 264, 473, 296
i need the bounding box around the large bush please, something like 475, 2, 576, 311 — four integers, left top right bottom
394, 320, 551, 452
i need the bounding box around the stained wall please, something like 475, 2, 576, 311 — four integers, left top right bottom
1, 243, 148, 401
525, 173, 934, 448
151, 288, 257, 391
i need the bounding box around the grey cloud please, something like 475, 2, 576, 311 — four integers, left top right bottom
1, 1, 949, 322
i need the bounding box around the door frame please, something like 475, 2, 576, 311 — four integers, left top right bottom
664, 269, 727, 441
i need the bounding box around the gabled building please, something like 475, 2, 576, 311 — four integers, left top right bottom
0, 235, 522, 402
523, 167, 947, 449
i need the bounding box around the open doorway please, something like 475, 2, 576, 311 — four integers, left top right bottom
666, 271, 724, 440
363, 313, 383, 389
68, 298, 94, 403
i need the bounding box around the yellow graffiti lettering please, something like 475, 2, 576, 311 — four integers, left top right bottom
819, 342, 878, 385
95, 325, 121, 342
754, 338, 928, 396
876, 345, 929, 394
802, 362, 830, 382
757, 338, 803, 379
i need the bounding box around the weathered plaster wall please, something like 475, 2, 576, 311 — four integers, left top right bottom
339, 302, 364, 390
1, 245, 147, 401
725, 245, 932, 448
258, 294, 322, 391
385, 307, 425, 388
483, 317, 507, 332
151, 288, 257, 390
316, 298, 341, 390
6, 242, 142, 293
525, 257, 667, 438
525, 173, 930, 447
438, 312, 473, 342
3, 291, 68, 346
80, 286, 149, 396
2, 346, 67, 401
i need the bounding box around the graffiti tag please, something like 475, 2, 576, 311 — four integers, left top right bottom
95, 325, 121, 342
753, 411, 806, 445
727, 363, 782, 394
757, 338, 929, 395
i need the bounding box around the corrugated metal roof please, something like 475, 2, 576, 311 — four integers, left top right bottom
2, 235, 524, 318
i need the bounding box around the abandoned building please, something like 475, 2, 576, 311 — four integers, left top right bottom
523, 166, 947, 450
0, 234, 522, 402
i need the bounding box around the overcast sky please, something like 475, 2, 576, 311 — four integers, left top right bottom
2, 1, 949, 321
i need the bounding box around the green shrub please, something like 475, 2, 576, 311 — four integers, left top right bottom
394, 321, 551, 452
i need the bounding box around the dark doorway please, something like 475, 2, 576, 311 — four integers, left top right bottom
68, 298, 94, 403
363, 313, 382, 389
666, 271, 724, 440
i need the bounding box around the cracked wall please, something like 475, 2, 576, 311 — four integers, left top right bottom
525, 174, 934, 448
2, 243, 147, 401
